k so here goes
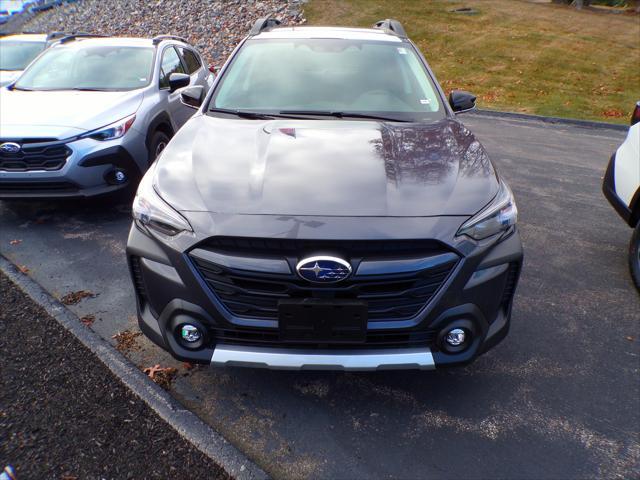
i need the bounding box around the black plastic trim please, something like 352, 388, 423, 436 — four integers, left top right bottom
373, 19, 407, 38
77, 145, 142, 175
602, 153, 635, 226
249, 17, 281, 36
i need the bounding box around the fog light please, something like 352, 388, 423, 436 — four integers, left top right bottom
180, 324, 202, 343
114, 170, 127, 183
445, 328, 466, 346
105, 168, 128, 185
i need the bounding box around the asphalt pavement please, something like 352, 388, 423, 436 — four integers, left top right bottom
0, 114, 638, 479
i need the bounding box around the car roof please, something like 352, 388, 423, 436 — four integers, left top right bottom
49, 36, 192, 49
253, 26, 404, 43
0, 33, 48, 42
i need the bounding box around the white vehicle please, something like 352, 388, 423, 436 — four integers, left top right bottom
603, 101, 640, 289
0, 32, 59, 86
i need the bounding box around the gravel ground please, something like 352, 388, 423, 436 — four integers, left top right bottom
0, 272, 229, 480
18, 0, 306, 67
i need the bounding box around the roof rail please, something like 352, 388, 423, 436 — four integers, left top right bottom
58, 33, 105, 44
47, 30, 83, 41
372, 18, 407, 38
152, 35, 188, 45
249, 16, 281, 36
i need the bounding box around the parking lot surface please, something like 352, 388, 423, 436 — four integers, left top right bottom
1, 115, 638, 479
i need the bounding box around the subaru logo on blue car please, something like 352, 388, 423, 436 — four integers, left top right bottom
0, 142, 21, 154
296, 256, 352, 283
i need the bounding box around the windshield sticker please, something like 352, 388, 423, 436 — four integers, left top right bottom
420, 99, 431, 105
397, 47, 408, 55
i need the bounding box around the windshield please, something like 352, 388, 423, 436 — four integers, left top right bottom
0, 41, 46, 71
14, 45, 154, 91
209, 38, 445, 122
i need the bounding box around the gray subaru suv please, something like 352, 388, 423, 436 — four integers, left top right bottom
0, 34, 212, 198
127, 19, 523, 371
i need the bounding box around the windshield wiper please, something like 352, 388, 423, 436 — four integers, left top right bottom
208, 108, 276, 120
278, 110, 409, 122
9, 87, 111, 92
68, 88, 111, 91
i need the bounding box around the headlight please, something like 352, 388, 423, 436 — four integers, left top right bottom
457, 179, 518, 240
82, 114, 136, 141
132, 165, 192, 237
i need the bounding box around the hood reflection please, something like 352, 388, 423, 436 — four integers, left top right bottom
155, 117, 498, 217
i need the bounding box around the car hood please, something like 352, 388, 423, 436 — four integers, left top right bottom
0, 70, 21, 87
155, 115, 499, 217
0, 88, 144, 139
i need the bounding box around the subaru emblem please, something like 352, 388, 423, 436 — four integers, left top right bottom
0, 142, 21, 154
296, 256, 352, 283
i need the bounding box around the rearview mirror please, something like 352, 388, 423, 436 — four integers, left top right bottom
169, 72, 190, 93
180, 85, 204, 109
449, 90, 476, 113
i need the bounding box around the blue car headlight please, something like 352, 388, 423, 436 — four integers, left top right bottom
82, 114, 136, 141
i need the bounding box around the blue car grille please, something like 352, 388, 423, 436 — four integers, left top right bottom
0, 140, 71, 171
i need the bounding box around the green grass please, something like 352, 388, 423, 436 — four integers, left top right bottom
305, 0, 640, 124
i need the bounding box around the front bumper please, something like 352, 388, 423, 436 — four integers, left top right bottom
211, 345, 435, 371
0, 131, 148, 199
127, 214, 523, 370
603, 153, 635, 227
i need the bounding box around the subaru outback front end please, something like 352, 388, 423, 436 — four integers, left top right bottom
126, 19, 523, 370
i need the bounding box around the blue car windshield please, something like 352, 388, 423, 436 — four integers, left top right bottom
14, 45, 155, 91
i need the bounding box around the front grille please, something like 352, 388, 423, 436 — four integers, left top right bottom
0, 181, 78, 193
199, 237, 446, 257
209, 325, 437, 350
0, 140, 71, 171
190, 237, 458, 323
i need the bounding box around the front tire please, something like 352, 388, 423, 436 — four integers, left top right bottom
148, 130, 170, 164
630, 223, 640, 291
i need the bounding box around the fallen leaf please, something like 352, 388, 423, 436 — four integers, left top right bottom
60, 290, 96, 305
143, 364, 164, 379
80, 315, 95, 327
112, 329, 142, 352
602, 108, 625, 118
182, 361, 194, 370
143, 364, 178, 389
18, 265, 29, 274
9, 239, 22, 245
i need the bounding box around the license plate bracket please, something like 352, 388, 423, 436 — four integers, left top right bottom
278, 298, 368, 343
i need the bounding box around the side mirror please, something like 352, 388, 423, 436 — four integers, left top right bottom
449, 90, 476, 113
180, 85, 204, 109
631, 100, 640, 126
168, 72, 190, 93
